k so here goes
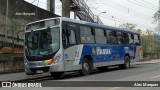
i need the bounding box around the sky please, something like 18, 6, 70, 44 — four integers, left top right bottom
25, 0, 159, 32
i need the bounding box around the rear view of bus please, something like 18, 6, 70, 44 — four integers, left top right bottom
24, 18, 64, 77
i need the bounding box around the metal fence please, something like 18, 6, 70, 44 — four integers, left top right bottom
141, 34, 160, 53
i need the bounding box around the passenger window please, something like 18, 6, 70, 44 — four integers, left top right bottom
134, 34, 140, 45
128, 33, 134, 44
107, 30, 117, 44
68, 30, 76, 44
80, 26, 95, 43
122, 33, 129, 44
95, 28, 106, 44
116, 32, 123, 44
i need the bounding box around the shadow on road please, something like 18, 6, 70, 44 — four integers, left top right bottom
18, 65, 143, 82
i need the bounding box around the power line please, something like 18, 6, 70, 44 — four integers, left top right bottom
100, 15, 155, 29
98, 0, 153, 20
134, 0, 157, 9
103, 15, 154, 28
126, 0, 156, 10
107, 0, 154, 17
141, 0, 158, 7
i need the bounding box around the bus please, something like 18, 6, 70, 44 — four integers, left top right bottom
24, 17, 143, 77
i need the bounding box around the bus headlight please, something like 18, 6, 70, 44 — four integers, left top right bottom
54, 54, 61, 63
44, 54, 61, 65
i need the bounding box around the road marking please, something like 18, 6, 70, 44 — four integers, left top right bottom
107, 87, 121, 90
151, 75, 160, 79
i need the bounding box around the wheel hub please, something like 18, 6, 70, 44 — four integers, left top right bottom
83, 63, 89, 71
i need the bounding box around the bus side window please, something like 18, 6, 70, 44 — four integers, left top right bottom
68, 29, 76, 44
66, 23, 77, 45
80, 26, 95, 44
116, 32, 123, 44
128, 33, 134, 44
134, 34, 140, 45
123, 33, 129, 44
107, 30, 117, 44
95, 28, 107, 44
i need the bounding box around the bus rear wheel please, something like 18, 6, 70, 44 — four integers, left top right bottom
50, 72, 63, 78
119, 56, 130, 69
80, 58, 92, 76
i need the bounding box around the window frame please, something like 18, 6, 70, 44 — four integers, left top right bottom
79, 25, 95, 44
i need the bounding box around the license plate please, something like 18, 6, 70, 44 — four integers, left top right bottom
36, 70, 43, 74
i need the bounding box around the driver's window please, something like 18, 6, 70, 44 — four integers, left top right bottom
68, 30, 76, 44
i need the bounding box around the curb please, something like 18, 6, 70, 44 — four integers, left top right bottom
133, 61, 160, 65
0, 73, 51, 82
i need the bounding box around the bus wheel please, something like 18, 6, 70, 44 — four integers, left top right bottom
119, 56, 130, 69
81, 58, 92, 76
50, 72, 63, 78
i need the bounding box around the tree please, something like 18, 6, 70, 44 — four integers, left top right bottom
153, 10, 160, 23
141, 29, 153, 53
153, 10, 160, 33
119, 23, 142, 34
119, 23, 136, 30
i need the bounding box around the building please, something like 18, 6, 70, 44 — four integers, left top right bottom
0, 0, 59, 53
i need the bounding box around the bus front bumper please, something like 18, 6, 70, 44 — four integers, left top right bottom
25, 61, 64, 75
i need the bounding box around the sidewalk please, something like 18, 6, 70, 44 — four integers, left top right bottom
0, 72, 50, 81
133, 59, 160, 65
0, 59, 160, 81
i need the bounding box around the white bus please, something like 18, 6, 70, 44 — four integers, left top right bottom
24, 17, 143, 77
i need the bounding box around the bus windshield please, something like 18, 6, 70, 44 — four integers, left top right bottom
25, 27, 60, 56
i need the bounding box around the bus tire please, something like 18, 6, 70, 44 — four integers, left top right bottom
80, 58, 92, 76
119, 56, 130, 69
50, 72, 63, 78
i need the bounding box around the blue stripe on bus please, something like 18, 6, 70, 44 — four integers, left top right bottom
79, 44, 136, 64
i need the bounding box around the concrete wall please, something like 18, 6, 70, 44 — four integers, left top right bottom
0, 0, 59, 73
144, 53, 160, 59
0, 0, 59, 45
0, 58, 24, 73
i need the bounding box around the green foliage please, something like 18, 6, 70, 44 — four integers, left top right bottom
119, 23, 142, 34
153, 10, 160, 23
119, 23, 136, 30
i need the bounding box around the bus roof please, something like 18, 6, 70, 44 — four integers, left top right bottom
27, 17, 140, 34
60, 17, 140, 34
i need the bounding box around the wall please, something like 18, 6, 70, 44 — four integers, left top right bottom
0, 0, 59, 45
0, 0, 60, 72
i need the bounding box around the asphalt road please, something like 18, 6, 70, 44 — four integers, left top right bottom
1, 63, 160, 90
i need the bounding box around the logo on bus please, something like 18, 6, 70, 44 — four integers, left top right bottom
92, 47, 111, 55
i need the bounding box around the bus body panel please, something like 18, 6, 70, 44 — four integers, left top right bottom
63, 44, 142, 71
63, 45, 83, 71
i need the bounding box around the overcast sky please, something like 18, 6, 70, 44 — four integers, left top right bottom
25, 0, 159, 32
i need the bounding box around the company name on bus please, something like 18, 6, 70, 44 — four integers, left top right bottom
92, 47, 111, 55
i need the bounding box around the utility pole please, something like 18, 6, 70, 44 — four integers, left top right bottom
62, 0, 70, 17
158, 0, 160, 34
47, 0, 55, 13
5, 0, 9, 46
